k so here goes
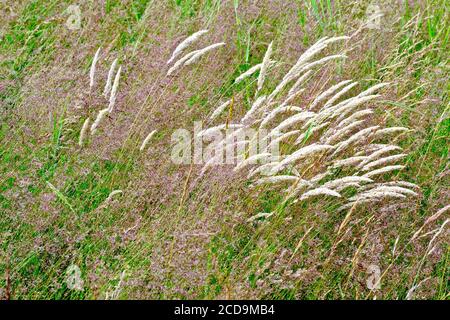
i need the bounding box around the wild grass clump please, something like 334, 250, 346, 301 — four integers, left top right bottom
1, 0, 447, 301
201, 36, 419, 215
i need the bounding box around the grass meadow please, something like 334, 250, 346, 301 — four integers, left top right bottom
0, 0, 448, 299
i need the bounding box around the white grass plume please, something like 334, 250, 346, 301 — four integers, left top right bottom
356, 82, 390, 98
362, 165, 405, 178
184, 42, 225, 66
337, 109, 373, 128
365, 185, 418, 197
108, 66, 122, 113
266, 75, 295, 103
167, 50, 198, 76
247, 212, 274, 222
106, 190, 123, 202
425, 218, 449, 255
331, 126, 379, 157
271, 144, 333, 174
210, 100, 232, 120
323, 82, 358, 109
324, 120, 366, 144
234, 153, 272, 172
266, 130, 300, 152
294, 121, 330, 145
287, 70, 313, 97
299, 187, 341, 201
310, 171, 332, 183
284, 36, 348, 81
241, 96, 267, 124
411, 204, 450, 241
91, 108, 109, 134
358, 145, 403, 168
361, 154, 407, 171
90, 47, 101, 89
406, 277, 431, 300
260, 105, 303, 128
290, 54, 347, 81
234, 60, 276, 84
247, 162, 279, 178
333, 95, 380, 122
235, 63, 263, 84
359, 180, 419, 192
79, 117, 90, 146
309, 80, 352, 110
104, 58, 118, 97
270, 111, 315, 134
349, 190, 407, 201
197, 123, 243, 137
373, 127, 411, 139
257, 41, 273, 92
354, 143, 390, 156
323, 176, 373, 190
427, 205, 450, 225
338, 192, 406, 211
139, 130, 157, 152
167, 29, 208, 65
332, 156, 368, 168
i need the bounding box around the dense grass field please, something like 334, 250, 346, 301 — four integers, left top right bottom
0, 0, 448, 300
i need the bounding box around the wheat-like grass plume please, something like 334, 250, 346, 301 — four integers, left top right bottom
323, 176, 373, 190
198, 35, 415, 217
299, 187, 341, 201
373, 127, 410, 139
361, 153, 407, 171
270, 111, 316, 134
79, 117, 90, 147
337, 109, 373, 128
210, 100, 232, 120
89, 47, 101, 89
106, 190, 123, 202
104, 58, 118, 97
309, 80, 352, 110
362, 165, 406, 178
167, 29, 208, 65
257, 41, 273, 92
184, 42, 226, 66
167, 50, 198, 76
108, 66, 122, 113
234, 153, 272, 172
358, 145, 403, 168
271, 144, 334, 175
91, 108, 109, 134
241, 96, 267, 124
287, 70, 313, 97
140, 130, 157, 152
260, 105, 303, 128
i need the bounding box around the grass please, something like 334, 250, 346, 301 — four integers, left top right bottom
0, 0, 448, 300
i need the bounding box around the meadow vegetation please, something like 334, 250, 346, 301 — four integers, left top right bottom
0, 0, 448, 299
